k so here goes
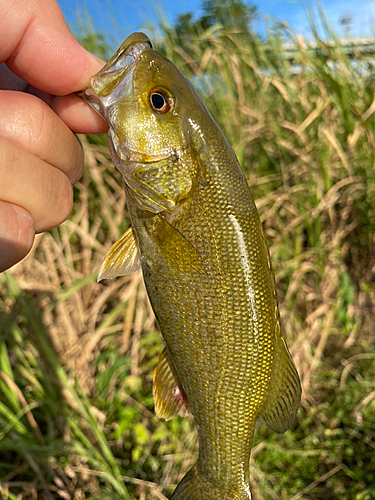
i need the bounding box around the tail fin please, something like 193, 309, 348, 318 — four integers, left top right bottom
171, 465, 252, 500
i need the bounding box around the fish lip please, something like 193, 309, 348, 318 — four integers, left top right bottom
94, 33, 152, 81
80, 32, 152, 114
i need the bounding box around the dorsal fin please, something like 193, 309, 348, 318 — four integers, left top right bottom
153, 347, 190, 421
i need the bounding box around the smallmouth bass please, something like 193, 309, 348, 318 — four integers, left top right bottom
82, 33, 301, 500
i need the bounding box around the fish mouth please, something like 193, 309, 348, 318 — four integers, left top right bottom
80, 32, 152, 118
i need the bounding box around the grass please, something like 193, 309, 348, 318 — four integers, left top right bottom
1, 10, 375, 500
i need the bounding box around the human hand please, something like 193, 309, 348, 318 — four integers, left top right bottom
0, 0, 108, 272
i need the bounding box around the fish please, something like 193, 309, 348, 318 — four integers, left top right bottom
81, 32, 301, 500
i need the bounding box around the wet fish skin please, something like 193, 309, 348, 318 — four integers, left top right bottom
82, 32, 301, 500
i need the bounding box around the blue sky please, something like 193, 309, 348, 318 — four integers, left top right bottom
58, 0, 375, 46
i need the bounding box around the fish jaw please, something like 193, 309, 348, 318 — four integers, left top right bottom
81, 32, 151, 121
81, 32, 171, 194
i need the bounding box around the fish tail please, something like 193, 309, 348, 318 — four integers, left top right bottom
171, 465, 252, 500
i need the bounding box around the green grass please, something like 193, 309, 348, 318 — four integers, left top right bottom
1, 10, 375, 500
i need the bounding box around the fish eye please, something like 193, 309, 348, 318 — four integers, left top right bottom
149, 88, 173, 114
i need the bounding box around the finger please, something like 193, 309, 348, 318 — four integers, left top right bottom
0, 135, 73, 233
1, 0, 104, 95
0, 201, 35, 272
0, 90, 84, 183
51, 94, 109, 134
0, 62, 27, 91
0, 64, 108, 135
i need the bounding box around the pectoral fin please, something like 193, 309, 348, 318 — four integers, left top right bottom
148, 215, 207, 275
153, 347, 190, 421
260, 335, 301, 434
98, 227, 140, 281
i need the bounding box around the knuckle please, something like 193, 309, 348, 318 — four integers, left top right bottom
0, 91, 45, 146
60, 176, 74, 222
70, 136, 84, 184
34, 170, 73, 233
53, 170, 74, 226
0, 92, 82, 183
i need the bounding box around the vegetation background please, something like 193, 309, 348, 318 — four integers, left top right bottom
1, 1, 375, 498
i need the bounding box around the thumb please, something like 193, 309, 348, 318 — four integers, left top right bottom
1, 0, 104, 95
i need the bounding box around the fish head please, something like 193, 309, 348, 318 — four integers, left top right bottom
82, 32, 204, 168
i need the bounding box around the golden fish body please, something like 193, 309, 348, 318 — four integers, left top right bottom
82, 33, 301, 500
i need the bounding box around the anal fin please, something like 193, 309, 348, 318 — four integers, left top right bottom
98, 227, 140, 281
260, 335, 301, 434
153, 347, 190, 421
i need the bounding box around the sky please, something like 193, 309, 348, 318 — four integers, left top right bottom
58, 0, 375, 46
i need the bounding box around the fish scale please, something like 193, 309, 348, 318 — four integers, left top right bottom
131, 142, 274, 487
82, 31, 301, 500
